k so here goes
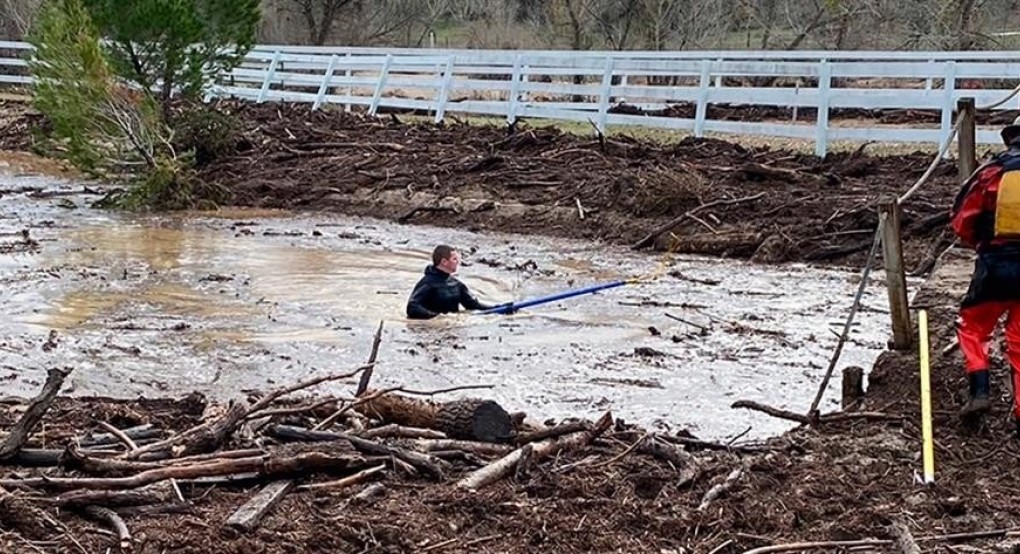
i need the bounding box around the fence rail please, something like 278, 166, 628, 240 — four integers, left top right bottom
4, 40, 1020, 156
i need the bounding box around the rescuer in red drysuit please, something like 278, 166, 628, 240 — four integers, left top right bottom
950, 115, 1020, 434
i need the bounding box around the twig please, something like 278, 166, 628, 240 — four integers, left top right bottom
591, 432, 649, 469
806, 217, 886, 419
421, 538, 459, 552
575, 198, 586, 220
96, 422, 139, 451
355, 320, 385, 397
0, 367, 72, 459
297, 464, 386, 491
664, 312, 711, 332
732, 400, 902, 424
709, 539, 736, 554
83, 506, 131, 551
633, 192, 766, 249
742, 539, 892, 554
698, 464, 746, 511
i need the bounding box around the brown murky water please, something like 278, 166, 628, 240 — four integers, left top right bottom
0, 171, 909, 441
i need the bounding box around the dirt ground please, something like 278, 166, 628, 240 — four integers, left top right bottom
2, 99, 1019, 553
190, 100, 965, 273
0, 98, 969, 273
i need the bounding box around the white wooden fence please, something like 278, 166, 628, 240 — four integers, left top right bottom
4, 40, 1020, 156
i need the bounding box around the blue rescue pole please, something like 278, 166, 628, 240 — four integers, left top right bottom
479, 279, 630, 315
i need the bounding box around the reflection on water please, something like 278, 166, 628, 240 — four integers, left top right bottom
0, 179, 903, 441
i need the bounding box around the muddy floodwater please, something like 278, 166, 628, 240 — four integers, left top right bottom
0, 171, 912, 442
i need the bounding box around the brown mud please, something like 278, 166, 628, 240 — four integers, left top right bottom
187, 101, 966, 273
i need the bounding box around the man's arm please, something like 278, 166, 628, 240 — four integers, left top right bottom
458, 282, 493, 311
951, 164, 1001, 248
407, 280, 438, 319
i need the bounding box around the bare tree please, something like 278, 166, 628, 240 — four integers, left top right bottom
0, 0, 41, 40
283, 0, 355, 45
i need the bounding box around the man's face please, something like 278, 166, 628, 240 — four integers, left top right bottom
438, 250, 460, 274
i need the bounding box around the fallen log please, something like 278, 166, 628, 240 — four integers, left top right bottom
268, 425, 445, 480
126, 366, 371, 460
0, 367, 72, 460
415, 439, 513, 458
225, 480, 295, 532
358, 424, 446, 440
1, 442, 365, 492
79, 425, 161, 448
355, 391, 512, 443
457, 411, 613, 491
47, 485, 175, 508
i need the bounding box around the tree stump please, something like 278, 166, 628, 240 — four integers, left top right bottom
842, 366, 865, 410
436, 399, 512, 443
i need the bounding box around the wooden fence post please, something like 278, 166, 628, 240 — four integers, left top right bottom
881, 198, 912, 350
957, 97, 976, 182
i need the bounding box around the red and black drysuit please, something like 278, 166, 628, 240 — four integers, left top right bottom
950, 146, 1020, 418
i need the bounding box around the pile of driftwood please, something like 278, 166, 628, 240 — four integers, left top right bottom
0, 325, 712, 552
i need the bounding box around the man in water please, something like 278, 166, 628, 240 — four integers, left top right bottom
406, 244, 495, 319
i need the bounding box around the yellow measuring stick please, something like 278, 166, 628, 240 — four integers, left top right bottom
919, 309, 935, 484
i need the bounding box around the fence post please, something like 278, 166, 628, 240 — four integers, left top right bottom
693, 60, 712, 138
344, 52, 353, 113
506, 55, 523, 125
256, 49, 282, 104
940, 61, 957, 155
434, 57, 455, 123
313, 54, 339, 110
714, 57, 723, 88
880, 197, 912, 350
814, 59, 831, 158
368, 53, 393, 117
596, 57, 615, 135
957, 97, 976, 181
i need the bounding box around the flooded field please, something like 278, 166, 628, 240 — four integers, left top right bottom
0, 171, 909, 442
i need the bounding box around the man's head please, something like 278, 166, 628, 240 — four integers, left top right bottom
432, 244, 460, 274
1002, 115, 1020, 146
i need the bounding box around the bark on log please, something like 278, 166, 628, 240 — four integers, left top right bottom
457, 411, 613, 491
436, 399, 512, 442
268, 425, 445, 480
48, 485, 175, 508
0, 367, 72, 460
65, 445, 267, 476
354, 390, 440, 429
80, 425, 161, 448
355, 392, 512, 443
0, 487, 60, 540
225, 480, 295, 532
358, 424, 446, 440
638, 437, 699, 488
842, 366, 866, 410
1, 443, 365, 491
889, 520, 921, 554
83, 506, 131, 551
415, 439, 513, 458
125, 402, 247, 460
